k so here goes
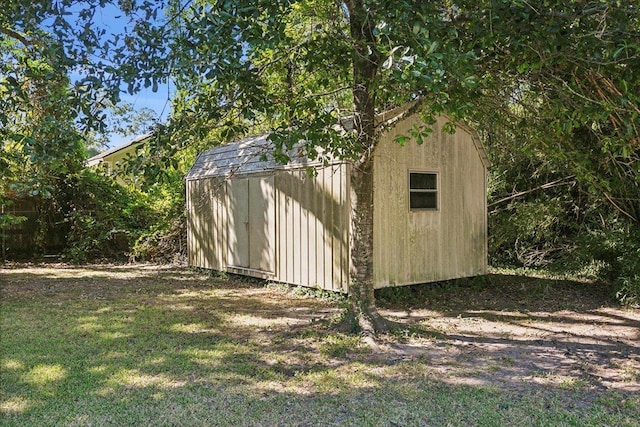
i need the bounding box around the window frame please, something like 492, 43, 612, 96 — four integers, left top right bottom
408, 170, 439, 212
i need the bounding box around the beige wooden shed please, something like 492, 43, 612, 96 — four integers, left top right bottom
185, 111, 489, 292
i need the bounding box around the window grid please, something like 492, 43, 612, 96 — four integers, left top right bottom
409, 172, 438, 211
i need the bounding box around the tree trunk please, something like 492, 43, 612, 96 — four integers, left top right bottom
344, 0, 390, 334
348, 157, 390, 334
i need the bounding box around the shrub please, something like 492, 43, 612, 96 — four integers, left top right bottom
581, 228, 640, 307
60, 170, 155, 262
489, 198, 577, 267
130, 173, 187, 263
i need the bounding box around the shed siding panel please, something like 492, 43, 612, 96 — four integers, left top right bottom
292, 170, 302, 285
321, 168, 333, 290
192, 180, 203, 268
194, 181, 209, 268
284, 172, 295, 284
186, 181, 195, 266
275, 173, 287, 282
333, 165, 348, 292
312, 169, 322, 288
300, 171, 309, 286
193, 179, 210, 268
334, 165, 351, 291
215, 180, 227, 268
228, 178, 250, 268
374, 115, 487, 288
306, 174, 316, 287
328, 169, 336, 290
248, 175, 275, 272
187, 177, 227, 270
270, 164, 349, 291
212, 178, 225, 269
202, 180, 211, 268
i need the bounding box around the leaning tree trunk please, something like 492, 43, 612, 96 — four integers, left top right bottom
345, 0, 390, 334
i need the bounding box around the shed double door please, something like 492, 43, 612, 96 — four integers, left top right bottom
228, 175, 275, 273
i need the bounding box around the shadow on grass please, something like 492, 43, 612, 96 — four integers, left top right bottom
376, 274, 618, 311
1, 265, 639, 426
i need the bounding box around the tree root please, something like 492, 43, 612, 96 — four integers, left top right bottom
333, 306, 402, 337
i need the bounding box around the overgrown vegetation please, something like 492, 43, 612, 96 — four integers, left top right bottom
481, 118, 640, 306
60, 168, 187, 263
1, 152, 186, 263
486, 166, 640, 307
61, 171, 154, 263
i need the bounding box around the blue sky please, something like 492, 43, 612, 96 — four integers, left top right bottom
109, 84, 173, 147
42, 2, 174, 148
92, 5, 174, 148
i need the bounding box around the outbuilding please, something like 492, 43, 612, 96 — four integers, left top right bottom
185, 110, 489, 292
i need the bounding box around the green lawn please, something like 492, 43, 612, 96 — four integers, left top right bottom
1, 264, 638, 426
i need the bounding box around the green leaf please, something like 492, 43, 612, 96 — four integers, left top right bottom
394, 135, 409, 146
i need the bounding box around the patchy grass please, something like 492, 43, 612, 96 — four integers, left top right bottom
1, 264, 639, 426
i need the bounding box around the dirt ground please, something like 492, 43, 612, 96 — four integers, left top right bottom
2, 264, 639, 402
375, 273, 640, 398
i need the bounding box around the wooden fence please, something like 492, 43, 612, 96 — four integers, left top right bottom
1, 198, 65, 260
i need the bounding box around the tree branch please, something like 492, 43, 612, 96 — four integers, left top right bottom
488, 175, 576, 209
304, 86, 350, 99
0, 26, 32, 46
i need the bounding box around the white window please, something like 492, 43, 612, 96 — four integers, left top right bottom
409, 172, 438, 211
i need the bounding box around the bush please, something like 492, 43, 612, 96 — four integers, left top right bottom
489, 198, 577, 268
580, 228, 640, 307
132, 213, 186, 263
130, 173, 187, 263
487, 172, 639, 306
60, 170, 156, 262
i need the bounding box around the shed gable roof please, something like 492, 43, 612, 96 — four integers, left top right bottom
185, 134, 340, 180
186, 106, 490, 181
